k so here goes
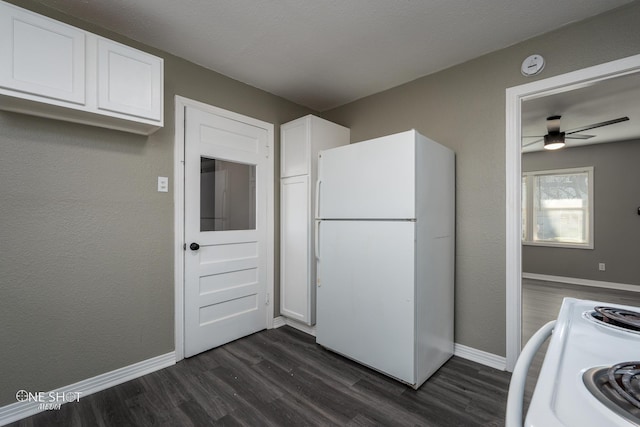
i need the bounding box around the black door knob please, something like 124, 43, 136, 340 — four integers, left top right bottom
189, 242, 200, 251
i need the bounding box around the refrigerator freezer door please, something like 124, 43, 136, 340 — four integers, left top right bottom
317, 130, 416, 220
316, 220, 415, 384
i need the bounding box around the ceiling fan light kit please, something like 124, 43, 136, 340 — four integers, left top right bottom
543, 131, 566, 150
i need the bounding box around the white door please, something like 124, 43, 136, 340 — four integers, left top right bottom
184, 105, 269, 358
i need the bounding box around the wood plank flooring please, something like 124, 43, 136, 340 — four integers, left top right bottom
9, 326, 511, 427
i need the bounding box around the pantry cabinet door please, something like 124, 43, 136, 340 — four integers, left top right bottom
280, 174, 312, 323
0, 2, 85, 104
97, 38, 163, 121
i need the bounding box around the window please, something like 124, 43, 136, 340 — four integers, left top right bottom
522, 167, 593, 249
200, 157, 256, 232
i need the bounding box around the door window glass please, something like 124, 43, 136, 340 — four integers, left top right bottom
201, 157, 256, 231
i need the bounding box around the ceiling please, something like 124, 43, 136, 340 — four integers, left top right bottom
33, 0, 633, 111
521, 72, 640, 152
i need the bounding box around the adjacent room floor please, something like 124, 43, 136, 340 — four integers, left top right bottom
9, 326, 510, 427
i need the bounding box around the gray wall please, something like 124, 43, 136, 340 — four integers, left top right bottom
522, 140, 640, 285
0, 0, 312, 406
2, 0, 640, 408
323, 2, 640, 356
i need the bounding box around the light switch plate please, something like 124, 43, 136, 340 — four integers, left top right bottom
157, 176, 169, 192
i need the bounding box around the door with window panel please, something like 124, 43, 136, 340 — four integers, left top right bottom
184, 106, 268, 358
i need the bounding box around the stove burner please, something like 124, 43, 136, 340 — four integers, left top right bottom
609, 362, 640, 410
584, 362, 640, 426
591, 306, 640, 332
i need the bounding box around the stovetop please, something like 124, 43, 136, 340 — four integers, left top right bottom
525, 298, 640, 427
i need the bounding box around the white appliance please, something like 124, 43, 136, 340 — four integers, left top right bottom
507, 297, 640, 427
314, 129, 455, 389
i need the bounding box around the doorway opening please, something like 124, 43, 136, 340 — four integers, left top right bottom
505, 54, 640, 371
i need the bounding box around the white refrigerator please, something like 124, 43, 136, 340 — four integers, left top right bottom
315, 129, 455, 389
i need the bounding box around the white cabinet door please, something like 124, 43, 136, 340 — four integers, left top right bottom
0, 2, 85, 104
97, 38, 162, 121
280, 175, 311, 323
281, 118, 309, 178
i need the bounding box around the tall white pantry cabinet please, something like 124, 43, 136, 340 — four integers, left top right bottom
280, 115, 349, 325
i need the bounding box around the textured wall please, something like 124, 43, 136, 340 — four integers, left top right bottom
323, 2, 640, 356
0, 0, 311, 406
2, 0, 640, 408
522, 140, 640, 285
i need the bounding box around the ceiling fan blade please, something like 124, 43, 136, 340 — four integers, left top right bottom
522, 138, 543, 147
522, 135, 544, 138
564, 116, 629, 135
565, 134, 594, 140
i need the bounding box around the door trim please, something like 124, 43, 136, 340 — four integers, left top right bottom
174, 95, 275, 362
504, 53, 640, 371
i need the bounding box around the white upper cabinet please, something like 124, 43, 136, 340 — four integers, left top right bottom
0, 4, 85, 105
97, 38, 162, 122
281, 119, 310, 177
0, 1, 163, 135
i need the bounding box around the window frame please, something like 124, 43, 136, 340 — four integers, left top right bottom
522, 166, 594, 249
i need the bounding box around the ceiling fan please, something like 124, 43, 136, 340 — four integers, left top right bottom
522, 115, 630, 150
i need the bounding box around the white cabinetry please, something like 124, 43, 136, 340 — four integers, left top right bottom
0, 4, 85, 105
0, 1, 163, 135
280, 115, 349, 325
96, 38, 162, 122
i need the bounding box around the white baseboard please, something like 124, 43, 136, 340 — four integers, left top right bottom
523, 272, 640, 293
0, 352, 175, 426
272, 316, 317, 336
272, 316, 286, 329
454, 343, 506, 371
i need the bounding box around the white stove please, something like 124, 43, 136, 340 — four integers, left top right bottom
507, 297, 640, 427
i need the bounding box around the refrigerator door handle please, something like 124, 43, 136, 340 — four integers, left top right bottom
315, 179, 321, 220
314, 220, 321, 262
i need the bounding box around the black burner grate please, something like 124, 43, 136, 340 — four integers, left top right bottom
584, 363, 640, 425
591, 306, 640, 332
608, 362, 640, 410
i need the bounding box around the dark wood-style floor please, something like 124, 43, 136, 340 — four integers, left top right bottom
10, 326, 511, 427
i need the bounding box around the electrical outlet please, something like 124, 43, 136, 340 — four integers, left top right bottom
598, 263, 606, 271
